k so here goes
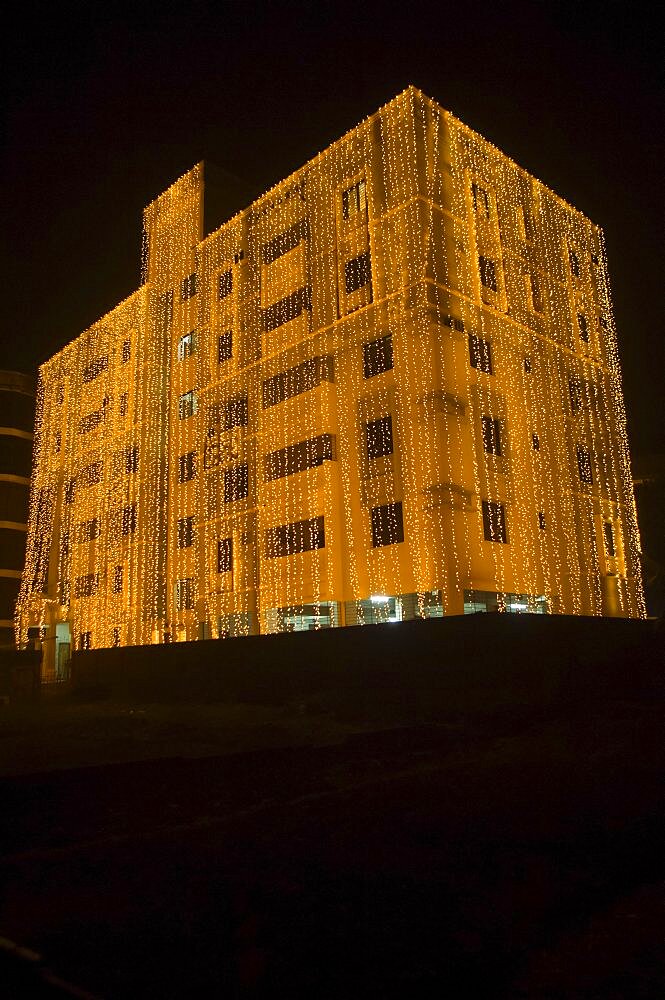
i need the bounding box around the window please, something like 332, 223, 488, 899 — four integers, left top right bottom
530, 273, 544, 313
363, 334, 393, 379
179, 391, 197, 420
175, 578, 194, 611
178, 331, 195, 360
532, 433, 540, 451
265, 515, 325, 558
264, 434, 336, 482
472, 182, 490, 219
82, 356, 108, 383
345, 251, 372, 295
122, 340, 131, 363
538, 511, 546, 531
121, 505, 137, 536
218, 330, 233, 364
223, 464, 249, 503
76, 518, 100, 544
79, 461, 102, 488
577, 445, 593, 485
181, 272, 197, 300
123, 446, 138, 475
569, 248, 581, 279
569, 376, 583, 414
371, 501, 404, 548
79, 632, 92, 651
222, 394, 248, 431
482, 500, 508, 543
112, 565, 123, 594
262, 355, 334, 408
603, 521, 616, 557
261, 218, 310, 266
74, 573, 98, 599
119, 392, 128, 418
217, 537, 233, 574
366, 416, 393, 460
179, 451, 197, 483
342, 179, 367, 221
521, 207, 537, 243
218, 269, 233, 300
65, 478, 76, 504
112, 627, 121, 648
481, 416, 502, 456
468, 334, 493, 375
479, 255, 497, 292
523, 357, 532, 373
577, 313, 589, 343
177, 516, 194, 548
262, 285, 312, 333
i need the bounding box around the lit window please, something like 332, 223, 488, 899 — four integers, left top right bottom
482, 500, 508, 544
481, 416, 502, 456
179, 391, 197, 420
178, 331, 195, 360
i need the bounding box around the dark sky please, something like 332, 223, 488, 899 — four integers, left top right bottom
1, 0, 662, 455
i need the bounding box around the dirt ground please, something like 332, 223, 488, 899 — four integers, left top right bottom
1, 685, 665, 998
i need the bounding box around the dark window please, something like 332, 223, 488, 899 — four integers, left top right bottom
371, 501, 404, 548
79, 461, 102, 489
265, 515, 325, 558
262, 355, 334, 408
569, 249, 581, 278
179, 451, 197, 483
112, 627, 120, 648
262, 285, 312, 333
577, 313, 589, 343
112, 565, 123, 594
78, 401, 108, 435
532, 433, 540, 451
76, 518, 100, 544
223, 464, 249, 503
218, 330, 233, 364
119, 392, 128, 417
577, 445, 593, 485
125, 446, 139, 474
523, 357, 532, 373
472, 182, 490, 219
569, 376, 583, 414
366, 416, 393, 460
82, 356, 108, 384
261, 218, 310, 266
345, 251, 372, 295
468, 334, 493, 375
75, 573, 98, 599
603, 521, 616, 557
122, 340, 131, 363
363, 334, 393, 379
175, 578, 194, 611
538, 511, 546, 531
217, 537, 233, 574
181, 273, 197, 300
222, 394, 248, 431
482, 500, 508, 543
218, 269, 233, 300
479, 255, 497, 292
177, 516, 194, 548
121, 505, 137, 536
65, 478, 76, 505
599, 316, 608, 331
481, 416, 502, 456
264, 434, 336, 482
79, 632, 91, 650
530, 273, 543, 313
342, 179, 367, 221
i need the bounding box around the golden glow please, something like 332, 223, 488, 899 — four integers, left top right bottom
16, 87, 645, 678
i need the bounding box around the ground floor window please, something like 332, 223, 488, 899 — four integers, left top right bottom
463, 590, 549, 614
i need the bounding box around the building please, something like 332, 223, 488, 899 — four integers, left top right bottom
1, 371, 34, 648
16, 87, 644, 677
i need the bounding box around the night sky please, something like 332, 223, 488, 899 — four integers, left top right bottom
2, 0, 662, 457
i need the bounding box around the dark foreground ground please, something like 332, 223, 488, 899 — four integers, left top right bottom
1, 631, 665, 998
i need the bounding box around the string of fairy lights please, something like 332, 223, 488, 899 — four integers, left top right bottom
16, 86, 645, 670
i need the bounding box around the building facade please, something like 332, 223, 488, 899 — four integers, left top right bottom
17, 87, 644, 676
1, 371, 34, 648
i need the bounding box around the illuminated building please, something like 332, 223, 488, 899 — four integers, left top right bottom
1, 371, 34, 648
16, 87, 644, 677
